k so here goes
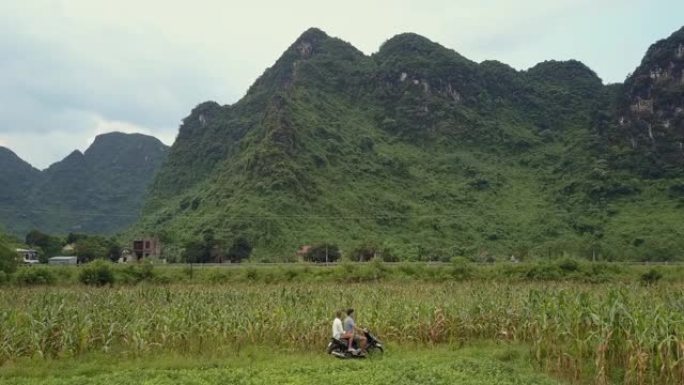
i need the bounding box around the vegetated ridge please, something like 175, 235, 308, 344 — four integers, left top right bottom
0, 132, 168, 235
131, 26, 684, 261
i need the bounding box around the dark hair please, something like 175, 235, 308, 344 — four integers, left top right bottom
335, 310, 343, 318
346, 308, 354, 315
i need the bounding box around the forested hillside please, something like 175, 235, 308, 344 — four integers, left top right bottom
127, 27, 684, 260
0, 132, 168, 235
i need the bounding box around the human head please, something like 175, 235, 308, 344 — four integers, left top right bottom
346, 308, 354, 317
335, 310, 343, 319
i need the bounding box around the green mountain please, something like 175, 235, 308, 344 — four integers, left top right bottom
137, 27, 684, 261
0, 147, 42, 234
0, 132, 169, 236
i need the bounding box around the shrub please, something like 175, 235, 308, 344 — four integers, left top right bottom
557, 258, 580, 272
640, 268, 662, 285
450, 257, 473, 280
15, 267, 56, 285
525, 262, 562, 281
79, 260, 115, 286
119, 263, 156, 284
380, 248, 399, 262
0, 242, 17, 274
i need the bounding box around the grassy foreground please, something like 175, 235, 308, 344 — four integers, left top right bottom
0, 344, 562, 385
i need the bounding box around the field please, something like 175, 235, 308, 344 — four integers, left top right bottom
0, 345, 559, 385
1, 266, 683, 385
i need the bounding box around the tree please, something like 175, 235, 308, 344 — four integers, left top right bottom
74, 236, 110, 263
181, 230, 224, 263
107, 241, 122, 262
66, 233, 88, 245
183, 240, 206, 264
25, 230, 63, 259
304, 243, 341, 263
25, 230, 49, 247
227, 237, 252, 263
350, 243, 378, 262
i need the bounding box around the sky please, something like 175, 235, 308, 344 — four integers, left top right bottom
1, 0, 683, 169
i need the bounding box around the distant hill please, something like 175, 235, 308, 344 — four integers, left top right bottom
0, 147, 42, 235
0, 132, 168, 235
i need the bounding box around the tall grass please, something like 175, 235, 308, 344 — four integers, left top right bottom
0, 282, 682, 384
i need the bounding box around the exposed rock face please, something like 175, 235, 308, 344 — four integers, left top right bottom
616, 26, 684, 176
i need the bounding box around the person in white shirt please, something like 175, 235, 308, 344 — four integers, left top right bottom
332, 310, 344, 339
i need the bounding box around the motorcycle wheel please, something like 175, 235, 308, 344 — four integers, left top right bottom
368, 345, 384, 355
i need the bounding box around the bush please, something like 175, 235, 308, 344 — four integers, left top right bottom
15, 267, 56, 285
557, 258, 580, 272
381, 248, 399, 262
450, 257, 473, 280
119, 263, 156, 284
79, 260, 115, 286
525, 262, 562, 281
640, 268, 662, 285
0, 242, 17, 274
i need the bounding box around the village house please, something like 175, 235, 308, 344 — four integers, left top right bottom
15, 248, 39, 264
127, 238, 161, 262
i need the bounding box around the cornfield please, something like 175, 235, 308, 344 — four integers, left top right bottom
0, 282, 682, 385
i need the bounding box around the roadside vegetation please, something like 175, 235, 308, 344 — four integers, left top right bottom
1, 258, 681, 286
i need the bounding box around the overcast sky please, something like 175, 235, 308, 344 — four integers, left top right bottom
1, 0, 682, 169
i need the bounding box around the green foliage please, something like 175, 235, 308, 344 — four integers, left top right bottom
350, 242, 380, 261
25, 229, 63, 260
0, 133, 168, 236
640, 268, 663, 285
78, 260, 115, 286
127, 28, 684, 263
0, 345, 559, 385
74, 236, 118, 263
0, 240, 17, 274
0, 281, 683, 384
557, 257, 581, 272
450, 256, 473, 280
14, 266, 56, 285
182, 230, 224, 263
118, 263, 156, 284
303, 243, 341, 263
226, 237, 252, 263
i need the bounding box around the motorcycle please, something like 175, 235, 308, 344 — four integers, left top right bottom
326, 329, 384, 358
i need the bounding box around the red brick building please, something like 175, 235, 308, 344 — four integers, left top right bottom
132, 237, 161, 260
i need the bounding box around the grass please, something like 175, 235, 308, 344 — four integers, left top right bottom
0, 344, 563, 385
